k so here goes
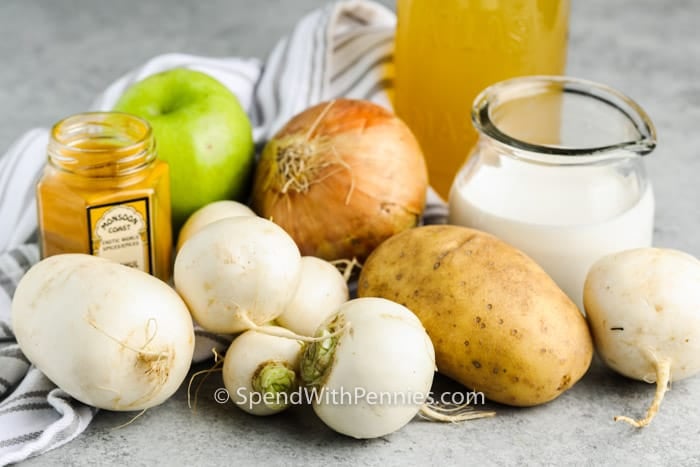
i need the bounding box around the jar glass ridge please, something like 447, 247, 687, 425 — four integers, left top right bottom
48, 112, 156, 180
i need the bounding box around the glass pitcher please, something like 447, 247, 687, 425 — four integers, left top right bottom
448, 76, 657, 310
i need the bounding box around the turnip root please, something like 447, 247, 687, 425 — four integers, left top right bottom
300, 297, 436, 439
176, 200, 256, 252
174, 216, 302, 334
584, 247, 700, 427
275, 256, 349, 336
222, 326, 303, 416
11, 254, 195, 411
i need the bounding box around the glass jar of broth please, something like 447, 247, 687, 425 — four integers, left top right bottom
448, 76, 656, 309
394, 0, 570, 199
37, 112, 172, 281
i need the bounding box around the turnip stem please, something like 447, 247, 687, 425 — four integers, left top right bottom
252, 362, 297, 411
235, 312, 349, 343
614, 358, 671, 428
300, 330, 338, 386
419, 404, 496, 423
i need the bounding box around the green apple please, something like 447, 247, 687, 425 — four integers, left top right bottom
114, 68, 255, 230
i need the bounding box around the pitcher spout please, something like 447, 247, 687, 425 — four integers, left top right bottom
472, 75, 658, 164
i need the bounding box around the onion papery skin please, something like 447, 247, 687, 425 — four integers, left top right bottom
252, 99, 428, 262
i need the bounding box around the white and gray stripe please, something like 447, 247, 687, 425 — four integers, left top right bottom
0, 1, 448, 464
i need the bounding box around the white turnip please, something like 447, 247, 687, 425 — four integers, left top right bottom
11, 254, 195, 411
222, 326, 302, 416
300, 297, 436, 439
176, 200, 255, 252
585, 247, 700, 427
174, 216, 302, 334
275, 256, 349, 336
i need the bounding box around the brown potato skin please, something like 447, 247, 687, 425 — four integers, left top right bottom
357, 225, 593, 407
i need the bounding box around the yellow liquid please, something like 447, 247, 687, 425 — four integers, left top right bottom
394, 0, 570, 199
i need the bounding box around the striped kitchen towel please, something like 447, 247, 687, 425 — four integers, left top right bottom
0, 0, 448, 464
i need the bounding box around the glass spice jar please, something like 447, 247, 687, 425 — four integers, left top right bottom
37, 111, 172, 281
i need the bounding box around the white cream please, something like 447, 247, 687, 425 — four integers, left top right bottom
448, 152, 654, 310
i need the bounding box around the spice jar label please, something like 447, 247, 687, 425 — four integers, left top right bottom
87, 198, 152, 273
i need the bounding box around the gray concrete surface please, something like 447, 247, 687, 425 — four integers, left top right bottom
2, 0, 700, 465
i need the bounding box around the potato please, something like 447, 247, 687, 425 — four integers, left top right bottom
357, 225, 593, 406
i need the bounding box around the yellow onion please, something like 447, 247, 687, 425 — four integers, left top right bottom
251, 99, 427, 262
